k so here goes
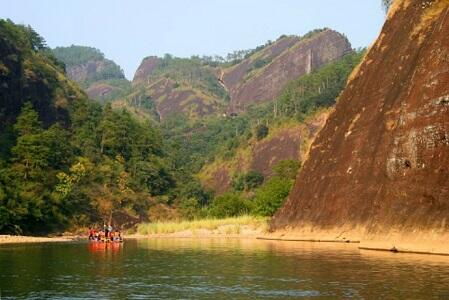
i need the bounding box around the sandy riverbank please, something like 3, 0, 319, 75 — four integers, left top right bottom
3, 224, 448, 258
0, 235, 79, 245
260, 226, 449, 256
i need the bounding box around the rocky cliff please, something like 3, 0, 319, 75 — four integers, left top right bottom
223, 30, 352, 112
0, 20, 86, 130
270, 0, 449, 254
131, 30, 352, 119
52, 45, 130, 101
199, 111, 329, 194
131, 55, 229, 119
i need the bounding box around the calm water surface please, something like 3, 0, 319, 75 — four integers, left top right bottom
0, 238, 448, 299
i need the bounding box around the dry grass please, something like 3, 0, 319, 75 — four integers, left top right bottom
137, 215, 268, 235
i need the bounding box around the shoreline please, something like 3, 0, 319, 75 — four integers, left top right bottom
261, 226, 449, 257
2, 230, 448, 258
0, 235, 80, 245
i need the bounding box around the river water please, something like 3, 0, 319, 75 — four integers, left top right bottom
0, 238, 448, 299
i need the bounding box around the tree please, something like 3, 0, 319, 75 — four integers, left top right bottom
273, 160, 300, 180
210, 192, 250, 218
178, 181, 212, 207
11, 103, 49, 179
252, 177, 293, 216
244, 170, 264, 190
255, 124, 269, 140
231, 170, 264, 192
382, 0, 392, 13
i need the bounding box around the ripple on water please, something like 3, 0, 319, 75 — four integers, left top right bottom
0, 239, 449, 299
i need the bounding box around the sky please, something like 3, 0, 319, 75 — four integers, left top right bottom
1, 0, 385, 79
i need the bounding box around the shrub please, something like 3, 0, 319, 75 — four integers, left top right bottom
255, 124, 269, 140
231, 170, 264, 192
273, 159, 300, 180
252, 177, 293, 216
244, 170, 264, 189
210, 192, 250, 218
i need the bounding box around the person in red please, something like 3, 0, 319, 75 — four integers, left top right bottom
88, 227, 96, 240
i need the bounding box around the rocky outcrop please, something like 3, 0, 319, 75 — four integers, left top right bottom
200, 111, 329, 194
0, 20, 86, 129
224, 30, 352, 112
132, 56, 159, 86
271, 0, 449, 254
85, 82, 122, 100
131, 30, 352, 119
131, 56, 228, 119
52, 46, 129, 101
146, 78, 224, 120
222, 36, 300, 89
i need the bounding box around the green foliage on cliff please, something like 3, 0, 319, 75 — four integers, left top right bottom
162, 50, 364, 178
52, 45, 126, 89
231, 170, 264, 192
0, 21, 174, 234
0, 21, 366, 231
52, 45, 104, 67
141, 55, 228, 101
0, 99, 175, 234
0, 19, 82, 130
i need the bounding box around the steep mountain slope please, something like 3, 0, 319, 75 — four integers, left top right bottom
52, 45, 130, 101
223, 29, 352, 112
0, 21, 177, 233
199, 111, 329, 194
198, 50, 363, 195
0, 20, 86, 131
131, 29, 352, 120
271, 0, 449, 254
132, 56, 228, 119
220, 35, 300, 89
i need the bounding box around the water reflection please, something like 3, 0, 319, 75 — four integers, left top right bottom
0, 238, 448, 299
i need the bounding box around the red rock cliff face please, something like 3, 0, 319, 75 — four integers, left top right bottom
200, 111, 329, 194
132, 56, 159, 86
222, 36, 300, 89
271, 0, 449, 238
226, 30, 352, 112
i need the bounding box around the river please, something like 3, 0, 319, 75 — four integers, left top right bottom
0, 238, 448, 299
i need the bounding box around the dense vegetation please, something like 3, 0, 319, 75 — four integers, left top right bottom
0, 21, 173, 234
53, 46, 124, 80
138, 54, 228, 101
0, 20, 364, 234
157, 50, 364, 220
161, 50, 364, 175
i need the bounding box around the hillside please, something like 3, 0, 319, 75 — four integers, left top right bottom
132, 55, 228, 120
197, 50, 363, 194
222, 29, 352, 112
0, 21, 175, 234
0, 20, 86, 132
130, 29, 352, 120
199, 111, 329, 194
271, 0, 449, 254
0, 19, 365, 234
52, 45, 131, 102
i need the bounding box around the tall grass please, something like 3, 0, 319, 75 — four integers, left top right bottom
137, 215, 268, 235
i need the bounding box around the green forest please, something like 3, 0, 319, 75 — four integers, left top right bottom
52, 45, 125, 87
0, 19, 363, 235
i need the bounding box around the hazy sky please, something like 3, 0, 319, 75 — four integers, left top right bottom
1, 0, 385, 79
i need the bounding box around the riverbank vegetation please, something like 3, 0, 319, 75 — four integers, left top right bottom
0, 20, 363, 235
137, 215, 268, 236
